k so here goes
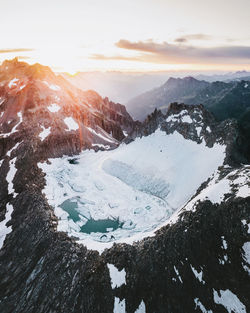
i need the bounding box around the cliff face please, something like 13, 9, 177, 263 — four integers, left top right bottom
0, 60, 249, 313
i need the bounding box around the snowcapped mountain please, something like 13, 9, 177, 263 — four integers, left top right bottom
0, 60, 249, 313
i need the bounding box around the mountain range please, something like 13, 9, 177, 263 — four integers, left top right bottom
62, 70, 250, 105
0, 59, 249, 313
126, 76, 250, 121
126, 76, 250, 159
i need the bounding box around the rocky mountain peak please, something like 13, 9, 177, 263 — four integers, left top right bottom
165, 76, 207, 87
0, 58, 55, 81
0, 60, 135, 160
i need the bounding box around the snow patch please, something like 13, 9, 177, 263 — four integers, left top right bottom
43, 81, 61, 91
194, 298, 213, 313
241, 220, 250, 234
19, 84, 26, 91
184, 166, 250, 212
107, 264, 126, 289
166, 110, 192, 123
48, 103, 60, 113
92, 143, 110, 149
134, 300, 146, 313
242, 242, 250, 264
64, 117, 79, 131
8, 78, 19, 88
196, 126, 202, 137
206, 126, 211, 133
114, 297, 125, 313
6, 158, 17, 197
190, 265, 205, 284
6, 142, 21, 158
236, 184, 250, 198
0, 203, 13, 249
0, 97, 5, 106
221, 236, 228, 250
11, 112, 23, 134
39, 126, 51, 141
181, 114, 193, 124
1, 112, 23, 138
213, 289, 246, 313
87, 127, 115, 143
174, 266, 183, 283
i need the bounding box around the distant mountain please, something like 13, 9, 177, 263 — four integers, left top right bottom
198, 80, 250, 158
195, 70, 250, 82
190, 80, 250, 120
126, 76, 250, 123
225, 75, 250, 83
126, 77, 209, 121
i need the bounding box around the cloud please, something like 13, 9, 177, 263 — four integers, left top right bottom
90, 54, 140, 62
115, 39, 250, 64
0, 48, 34, 54
174, 34, 212, 43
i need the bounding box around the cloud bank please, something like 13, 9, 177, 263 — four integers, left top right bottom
0, 48, 34, 54
92, 39, 250, 65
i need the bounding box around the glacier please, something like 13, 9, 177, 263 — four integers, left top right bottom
39, 129, 226, 252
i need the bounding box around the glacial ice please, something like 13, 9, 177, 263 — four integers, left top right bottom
39, 129, 226, 253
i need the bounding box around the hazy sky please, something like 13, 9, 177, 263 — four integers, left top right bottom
1, 0, 250, 72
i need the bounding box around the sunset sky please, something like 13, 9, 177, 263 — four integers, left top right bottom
1, 0, 250, 73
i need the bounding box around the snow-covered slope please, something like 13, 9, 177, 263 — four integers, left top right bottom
184, 165, 250, 211
39, 128, 226, 252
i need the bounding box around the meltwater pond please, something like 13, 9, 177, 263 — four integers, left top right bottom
39, 130, 226, 252
60, 199, 123, 234
81, 219, 122, 234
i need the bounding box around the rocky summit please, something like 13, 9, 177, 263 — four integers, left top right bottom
0, 60, 249, 313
